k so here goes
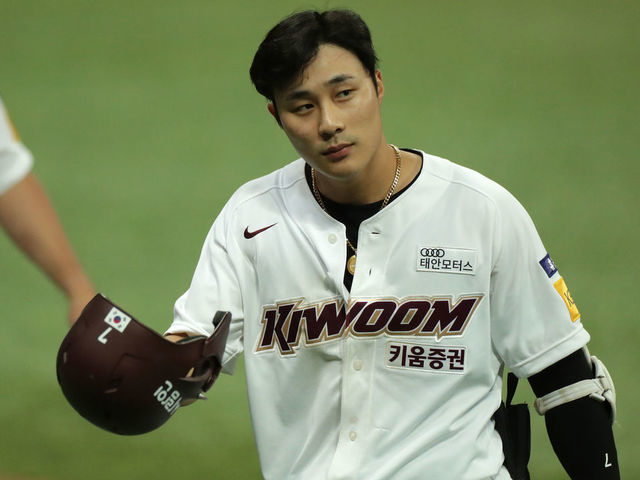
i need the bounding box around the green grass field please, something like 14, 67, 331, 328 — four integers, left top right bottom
1, 1, 638, 478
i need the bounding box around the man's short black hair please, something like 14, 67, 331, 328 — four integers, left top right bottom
250, 9, 379, 102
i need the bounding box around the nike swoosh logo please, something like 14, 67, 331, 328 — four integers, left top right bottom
244, 223, 277, 239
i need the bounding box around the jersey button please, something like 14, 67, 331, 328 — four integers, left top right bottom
349, 431, 357, 441
353, 359, 362, 371
328, 233, 338, 244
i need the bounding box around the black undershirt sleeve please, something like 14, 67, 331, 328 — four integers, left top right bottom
528, 349, 620, 479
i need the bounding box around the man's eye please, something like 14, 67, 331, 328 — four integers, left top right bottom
294, 104, 313, 113
338, 89, 353, 98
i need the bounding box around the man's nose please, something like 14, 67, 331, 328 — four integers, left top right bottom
318, 104, 344, 140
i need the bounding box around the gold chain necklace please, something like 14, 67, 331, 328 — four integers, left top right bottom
311, 144, 402, 276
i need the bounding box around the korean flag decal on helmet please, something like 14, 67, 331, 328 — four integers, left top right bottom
98, 307, 132, 344
104, 307, 132, 332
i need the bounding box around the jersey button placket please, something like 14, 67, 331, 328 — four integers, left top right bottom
349, 359, 362, 443
329, 339, 372, 477
350, 224, 380, 291
324, 231, 346, 293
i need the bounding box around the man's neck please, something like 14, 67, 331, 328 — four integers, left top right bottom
314, 145, 422, 205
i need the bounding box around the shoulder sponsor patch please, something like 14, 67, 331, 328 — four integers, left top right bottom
416, 246, 477, 275
539, 253, 558, 278
553, 277, 581, 322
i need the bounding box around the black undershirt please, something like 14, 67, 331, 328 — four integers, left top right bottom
304, 154, 619, 477
304, 149, 421, 290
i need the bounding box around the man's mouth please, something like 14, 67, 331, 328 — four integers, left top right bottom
322, 143, 353, 160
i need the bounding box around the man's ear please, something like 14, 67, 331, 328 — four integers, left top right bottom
375, 70, 385, 101
267, 102, 282, 126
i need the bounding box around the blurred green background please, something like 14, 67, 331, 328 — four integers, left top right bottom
1, 0, 638, 478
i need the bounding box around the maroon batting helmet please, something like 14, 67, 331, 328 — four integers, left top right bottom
56, 294, 230, 435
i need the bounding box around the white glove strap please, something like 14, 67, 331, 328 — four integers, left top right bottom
534, 355, 616, 424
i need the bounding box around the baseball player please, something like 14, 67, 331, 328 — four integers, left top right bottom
165, 10, 619, 479
0, 95, 94, 323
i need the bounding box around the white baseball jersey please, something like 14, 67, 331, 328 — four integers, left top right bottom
167, 151, 590, 480
0, 97, 33, 195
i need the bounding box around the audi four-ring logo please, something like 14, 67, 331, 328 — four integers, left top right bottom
420, 248, 445, 257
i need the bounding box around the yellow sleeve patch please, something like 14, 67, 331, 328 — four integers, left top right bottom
553, 277, 581, 322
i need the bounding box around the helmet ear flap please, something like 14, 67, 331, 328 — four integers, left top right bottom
56, 294, 231, 435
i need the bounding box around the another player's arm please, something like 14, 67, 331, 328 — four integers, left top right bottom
528, 349, 620, 479
0, 173, 95, 323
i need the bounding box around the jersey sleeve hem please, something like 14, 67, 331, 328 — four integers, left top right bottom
509, 327, 591, 378
220, 346, 241, 375
164, 321, 212, 338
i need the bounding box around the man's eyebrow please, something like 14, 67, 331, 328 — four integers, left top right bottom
285, 90, 311, 101
284, 74, 356, 101
326, 74, 355, 86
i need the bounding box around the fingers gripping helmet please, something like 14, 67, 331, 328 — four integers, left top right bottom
56, 294, 231, 435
